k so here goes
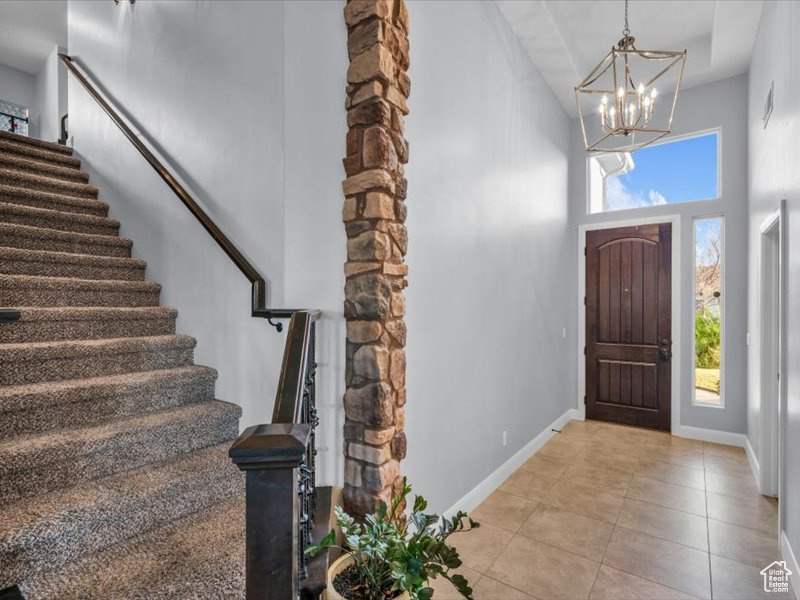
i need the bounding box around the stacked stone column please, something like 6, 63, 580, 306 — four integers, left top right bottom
341, 0, 410, 518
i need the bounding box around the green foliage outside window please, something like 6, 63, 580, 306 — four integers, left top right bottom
695, 307, 721, 369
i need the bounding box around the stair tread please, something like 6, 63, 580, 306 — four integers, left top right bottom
0, 272, 159, 291
0, 364, 216, 441
0, 130, 74, 155
0, 333, 194, 360
0, 201, 119, 229
0, 246, 144, 269
0, 152, 88, 182
0, 364, 214, 406
2, 445, 244, 593
0, 166, 99, 199
0, 400, 237, 464
0, 222, 131, 248
0, 183, 108, 216
10, 305, 176, 322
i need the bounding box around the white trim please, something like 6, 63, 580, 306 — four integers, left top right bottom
691, 215, 726, 409
442, 408, 577, 518
672, 424, 746, 447
758, 201, 786, 500
577, 214, 682, 432
745, 435, 761, 484
780, 530, 800, 600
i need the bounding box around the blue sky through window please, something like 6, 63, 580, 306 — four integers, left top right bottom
604, 132, 719, 211
696, 218, 722, 267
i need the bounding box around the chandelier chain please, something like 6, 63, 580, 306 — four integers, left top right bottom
623, 0, 630, 37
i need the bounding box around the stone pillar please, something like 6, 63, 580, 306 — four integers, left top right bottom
341, 0, 410, 518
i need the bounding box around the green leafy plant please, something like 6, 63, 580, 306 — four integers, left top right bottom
307, 478, 479, 600
695, 307, 721, 369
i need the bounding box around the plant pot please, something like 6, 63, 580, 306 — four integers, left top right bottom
325, 553, 411, 600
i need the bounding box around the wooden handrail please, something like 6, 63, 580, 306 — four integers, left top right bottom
272, 310, 321, 423
58, 53, 297, 330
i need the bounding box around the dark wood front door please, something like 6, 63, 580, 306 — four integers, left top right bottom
586, 223, 672, 431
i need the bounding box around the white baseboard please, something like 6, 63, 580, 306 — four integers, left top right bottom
745, 435, 760, 485
781, 530, 800, 600
672, 424, 747, 447
443, 408, 577, 518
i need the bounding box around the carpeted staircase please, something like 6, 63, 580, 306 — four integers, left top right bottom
0, 130, 246, 598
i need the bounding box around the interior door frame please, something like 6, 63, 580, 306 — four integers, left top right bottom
577, 214, 682, 433
758, 200, 786, 506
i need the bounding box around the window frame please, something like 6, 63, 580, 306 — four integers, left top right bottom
692, 214, 726, 409
586, 127, 723, 215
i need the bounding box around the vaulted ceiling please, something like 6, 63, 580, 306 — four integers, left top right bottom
496, 0, 764, 117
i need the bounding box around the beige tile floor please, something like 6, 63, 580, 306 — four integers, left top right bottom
437, 419, 788, 600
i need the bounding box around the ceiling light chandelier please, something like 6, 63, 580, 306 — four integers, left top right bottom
575, 0, 687, 153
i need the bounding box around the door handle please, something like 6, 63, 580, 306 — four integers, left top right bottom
659, 347, 672, 361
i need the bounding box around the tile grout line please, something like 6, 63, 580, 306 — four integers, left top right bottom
704, 447, 715, 600
488, 426, 750, 599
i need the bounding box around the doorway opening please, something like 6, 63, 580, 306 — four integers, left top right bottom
759, 202, 784, 500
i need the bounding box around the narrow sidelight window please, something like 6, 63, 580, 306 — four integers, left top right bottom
694, 217, 724, 406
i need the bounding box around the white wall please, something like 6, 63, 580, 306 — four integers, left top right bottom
68, 0, 287, 430
0, 62, 36, 135
404, 0, 573, 513
283, 0, 349, 486
33, 45, 67, 143
570, 75, 750, 437
747, 0, 800, 565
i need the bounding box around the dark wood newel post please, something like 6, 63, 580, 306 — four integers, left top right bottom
230, 423, 312, 600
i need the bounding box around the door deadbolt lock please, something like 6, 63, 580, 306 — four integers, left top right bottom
659, 347, 672, 361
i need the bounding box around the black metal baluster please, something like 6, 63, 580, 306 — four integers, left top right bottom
296, 321, 318, 592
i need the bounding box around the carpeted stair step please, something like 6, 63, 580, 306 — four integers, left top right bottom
0, 152, 89, 183
0, 365, 214, 438
0, 400, 241, 506
0, 444, 244, 590
0, 200, 118, 236
0, 138, 81, 169
0, 166, 98, 200
0, 130, 75, 156
0, 274, 159, 308
0, 183, 108, 217
0, 247, 145, 281
0, 334, 195, 386
1, 306, 176, 343
20, 496, 245, 600
0, 223, 132, 257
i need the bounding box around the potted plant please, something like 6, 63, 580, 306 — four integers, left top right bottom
307, 478, 479, 600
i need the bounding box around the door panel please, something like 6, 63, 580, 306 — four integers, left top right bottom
586, 223, 672, 430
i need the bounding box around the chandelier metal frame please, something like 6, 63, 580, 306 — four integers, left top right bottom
575, 0, 687, 153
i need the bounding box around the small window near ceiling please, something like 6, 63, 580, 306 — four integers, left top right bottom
588, 131, 719, 213
694, 217, 724, 407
